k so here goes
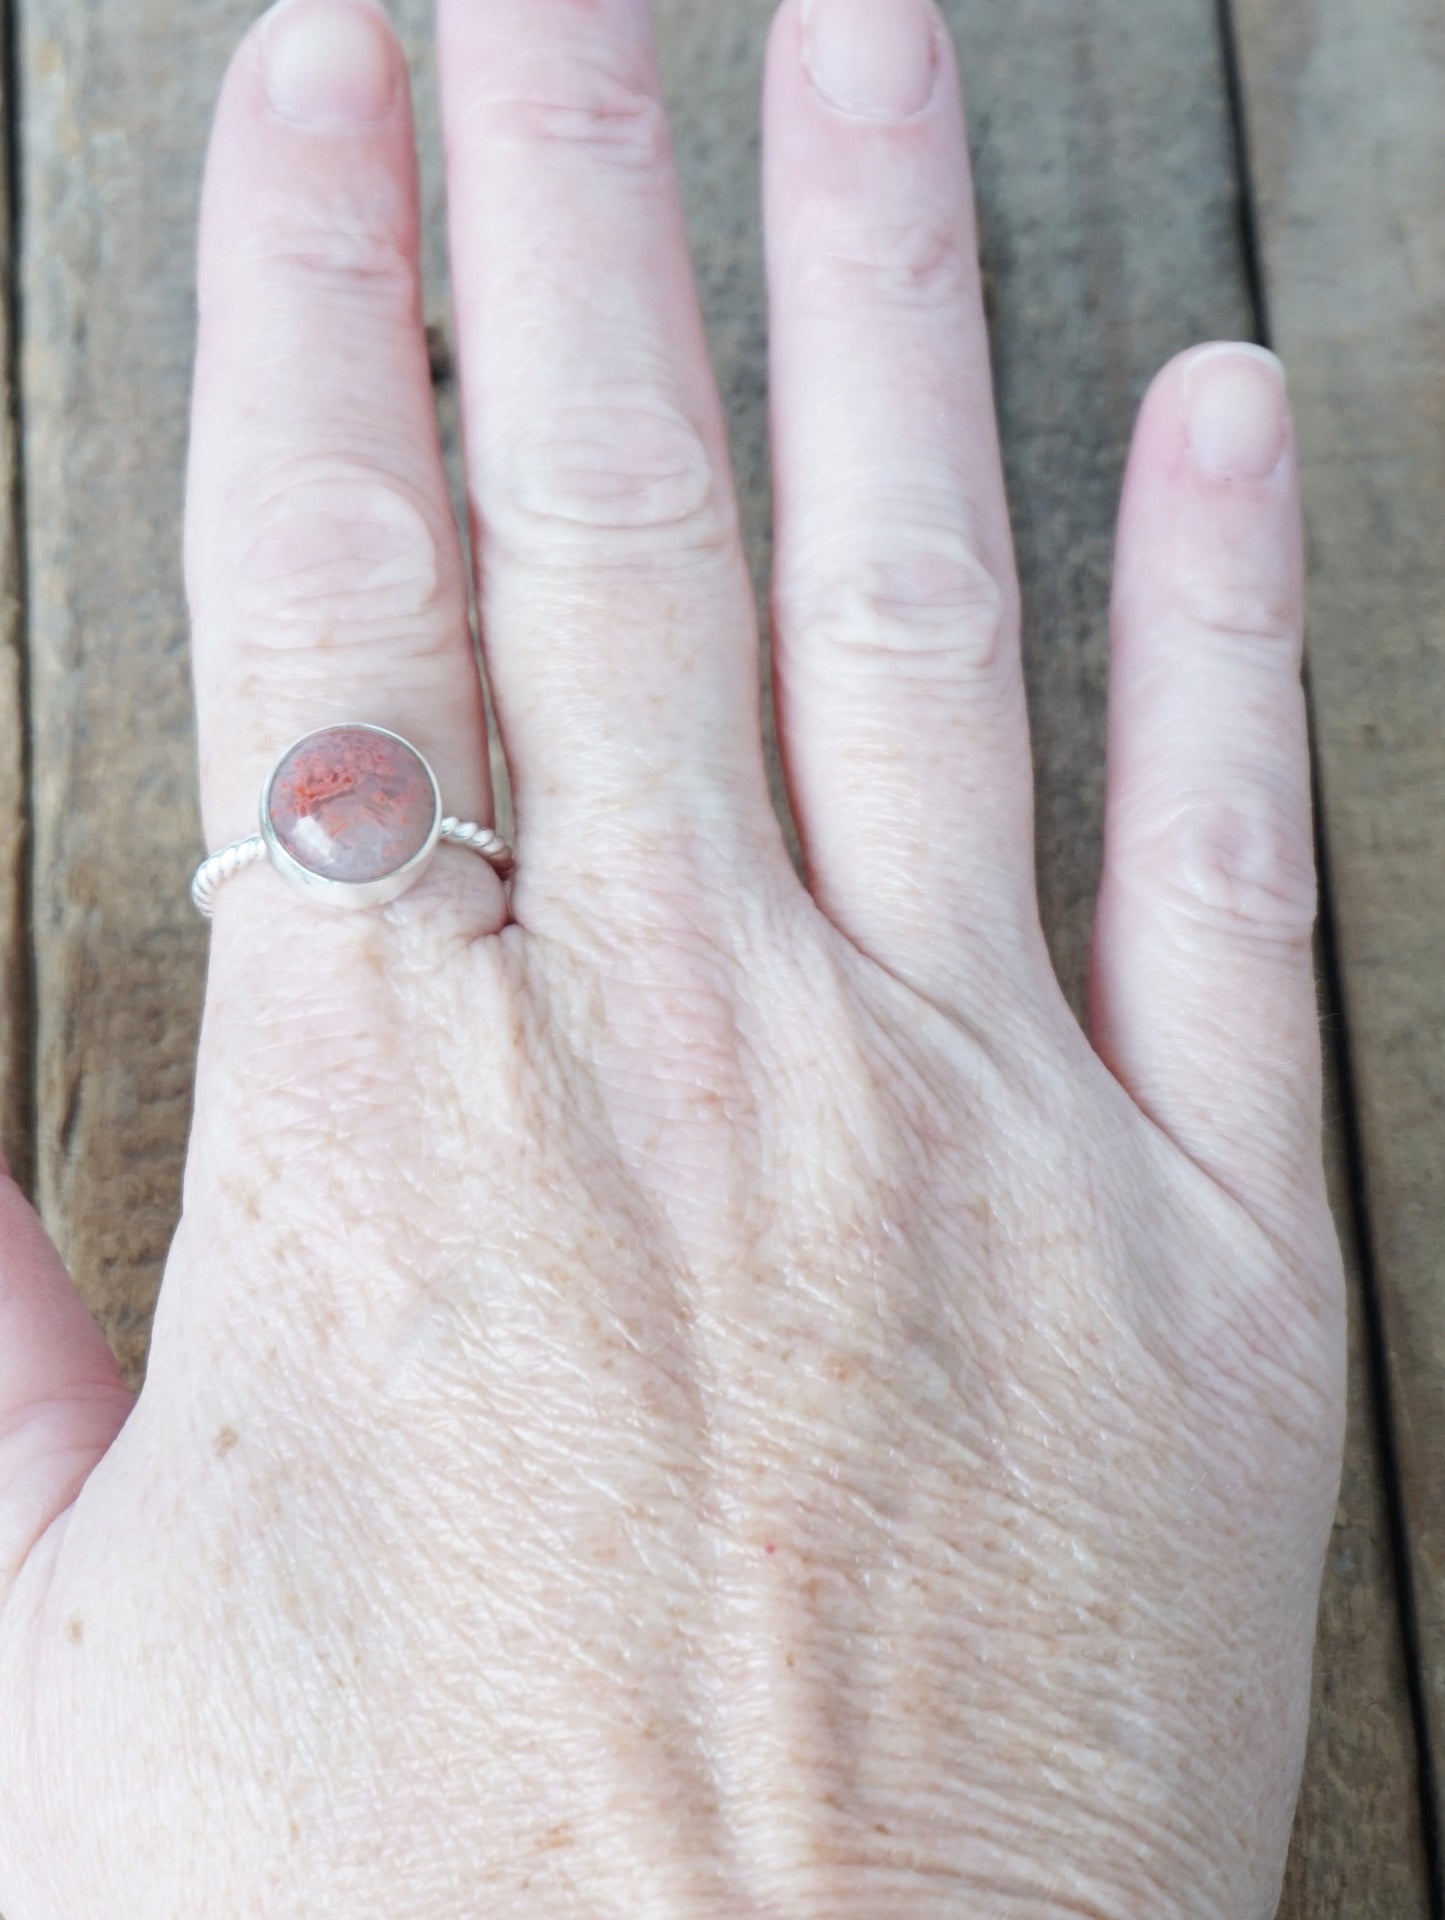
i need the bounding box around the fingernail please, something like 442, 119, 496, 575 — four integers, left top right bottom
802, 0, 940, 121
262, 0, 398, 126
1184, 343, 1289, 479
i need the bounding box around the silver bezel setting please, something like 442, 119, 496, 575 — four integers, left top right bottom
259, 723, 443, 912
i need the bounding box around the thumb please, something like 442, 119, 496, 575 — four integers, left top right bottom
0, 1167, 133, 1594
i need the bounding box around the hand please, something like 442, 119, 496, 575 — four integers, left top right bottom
0, 0, 1345, 1914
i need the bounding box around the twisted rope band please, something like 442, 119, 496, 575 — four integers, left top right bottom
191, 818, 514, 919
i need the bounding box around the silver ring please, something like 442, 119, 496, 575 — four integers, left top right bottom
190, 723, 513, 919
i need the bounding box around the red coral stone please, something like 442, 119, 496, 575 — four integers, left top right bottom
266, 726, 436, 884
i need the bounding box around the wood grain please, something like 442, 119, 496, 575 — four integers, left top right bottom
9, 0, 1429, 1907
0, 0, 30, 1192
20, 0, 236, 1383
1229, 0, 1445, 1877
1280, 1040, 1434, 1913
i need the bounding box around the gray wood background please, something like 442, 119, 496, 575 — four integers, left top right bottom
4, 0, 1441, 1908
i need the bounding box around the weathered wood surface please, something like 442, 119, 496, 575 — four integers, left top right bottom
1231, 0, 1445, 1876
21, 0, 229, 1383
1283, 1047, 1434, 1913
9, 0, 1434, 1909
0, 0, 31, 1193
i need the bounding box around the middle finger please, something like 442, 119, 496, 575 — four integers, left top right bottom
438, 0, 783, 909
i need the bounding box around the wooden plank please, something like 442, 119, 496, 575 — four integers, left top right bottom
654, 1, 1429, 1909
0, 0, 31, 1191
20, 0, 233, 1384
1280, 1041, 1435, 1913
1228, 0, 1445, 1874
13, 0, 1427, 1906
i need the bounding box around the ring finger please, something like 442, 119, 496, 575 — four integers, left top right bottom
186, 0, 498, 928
764, 0, 1046, 1001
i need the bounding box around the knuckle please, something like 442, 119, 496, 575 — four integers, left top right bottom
813, 211, 972, 310
1166, 573, 1301, 656
216, 462, 459, 657
782, 529, 1015, 683
499, 396, 732, 555
234, 183, 417, 315
471, 53, 668, 171
1136, 790, 1319, 948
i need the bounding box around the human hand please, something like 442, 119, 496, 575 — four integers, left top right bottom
0, 0, 1344, 1914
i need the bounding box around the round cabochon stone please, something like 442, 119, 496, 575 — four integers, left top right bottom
266, 726, 437, 884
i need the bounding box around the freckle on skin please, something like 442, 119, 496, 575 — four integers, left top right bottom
222, 1175, 262, 1221
66, 1617, 84, 1644
215, 1425, 240, 1457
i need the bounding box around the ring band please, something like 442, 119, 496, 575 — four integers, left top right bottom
190, 723, 513, 919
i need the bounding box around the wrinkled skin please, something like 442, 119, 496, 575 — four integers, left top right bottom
0, 0, 1344, 1916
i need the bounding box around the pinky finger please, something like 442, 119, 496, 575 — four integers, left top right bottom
1090, 344, 1323, 1238
0, 1178, 132, 1592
